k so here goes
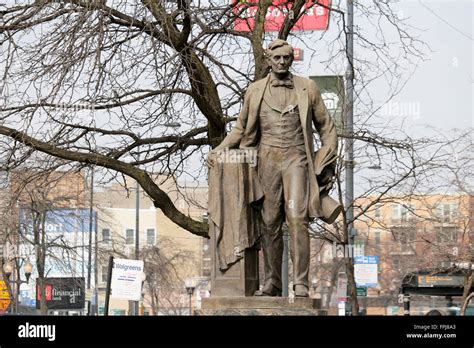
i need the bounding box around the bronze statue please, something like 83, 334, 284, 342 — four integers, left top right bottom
207, 39, 339, 298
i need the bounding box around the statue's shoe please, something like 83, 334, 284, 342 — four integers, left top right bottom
255, 284, 282, 297
294, 284, 309, 297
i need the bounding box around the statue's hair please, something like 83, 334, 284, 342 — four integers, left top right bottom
266, 39, 294, 58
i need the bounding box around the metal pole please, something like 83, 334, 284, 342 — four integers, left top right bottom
134, 178, 140, 315
87, 167, 94, 290
93, 211, 98, 315
345, 0, 355, 314
104, 255, 114, 316
403, 294, 410, 316
189, 292, 192, 316
282, 227, 289, 297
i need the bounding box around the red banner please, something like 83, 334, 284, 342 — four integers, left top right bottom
233, 0, 331, 32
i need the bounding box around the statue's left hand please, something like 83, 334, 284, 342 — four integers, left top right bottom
317, 166, 335, 190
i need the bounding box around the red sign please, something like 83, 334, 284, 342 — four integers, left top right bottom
233, 0, 331, 32
293, 48, 303, 61
37, 284, 52, 301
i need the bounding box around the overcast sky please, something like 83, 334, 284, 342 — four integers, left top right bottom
387, 0, 473, 131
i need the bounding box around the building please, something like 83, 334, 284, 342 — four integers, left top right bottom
1, 169, 90, 314
312, 193, 473, 315
94, 176, 209, 315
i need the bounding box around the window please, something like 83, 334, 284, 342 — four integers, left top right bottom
436, 203, 458, 223
391, 203, 414, 223
146, 228, 155, 246
391, 227, 416, 254
126, 229, 134, 245
436, 227, 458, 243
102, 228, 111, 243
101, 266, 108, 283
374, 204, 381, 219
392, 258, 400, 271
375, 231, 381, 247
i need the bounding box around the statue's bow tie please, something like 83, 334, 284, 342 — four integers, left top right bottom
271, 79, 294, 88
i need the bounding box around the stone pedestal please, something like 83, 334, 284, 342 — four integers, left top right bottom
197, 297, 327, 316
210, 222, 259, 297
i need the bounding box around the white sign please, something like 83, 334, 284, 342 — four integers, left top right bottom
336, 272, 348, 302
110, 259, 145, 301
354, 256, 378, 286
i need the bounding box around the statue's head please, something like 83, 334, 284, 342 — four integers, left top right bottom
265, 39, 294, 76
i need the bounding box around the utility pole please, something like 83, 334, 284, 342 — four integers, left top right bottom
345, 0, 358, 315
133, 177, 140, 315
87, 167, 94, 290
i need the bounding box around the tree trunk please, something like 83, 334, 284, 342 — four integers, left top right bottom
344, 256, 359, 315
460, 266, 473, 316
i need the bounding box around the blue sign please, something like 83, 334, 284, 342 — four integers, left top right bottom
354, 256, 378, 264
354, 256, 378, 287
19, 209, 96, 234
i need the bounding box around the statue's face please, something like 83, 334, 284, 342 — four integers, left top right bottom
267, 46, 293, 76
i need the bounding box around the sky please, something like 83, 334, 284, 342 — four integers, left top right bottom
386, 0, 473, 131
295, 0, 474, 133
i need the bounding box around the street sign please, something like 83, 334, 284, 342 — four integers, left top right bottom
110, 259, 145, 301
0, 281, 11, 311
356, 286, 367, 297
233, 0, 331, 32
354, 256, 378, 287
417, 275, 465, 287
0, 299, 10, 311
0, 281, 10, 299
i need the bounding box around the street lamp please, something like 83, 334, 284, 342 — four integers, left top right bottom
185, 278, 197, 316
3, 259, 33, 314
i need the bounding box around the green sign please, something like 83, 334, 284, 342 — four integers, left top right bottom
356, 286, 367, 297
310, 75, 345, 129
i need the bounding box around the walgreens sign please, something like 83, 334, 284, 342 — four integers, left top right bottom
233, 0, 331, 32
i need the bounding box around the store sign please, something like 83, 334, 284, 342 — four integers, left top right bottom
110, 259, 145, 301
233, 0, 331, 32
36, 277, 85, 309
293, 48, 303, 61
417, 275, 465, 287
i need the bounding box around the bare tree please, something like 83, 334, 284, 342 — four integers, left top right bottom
5, 1, 463, 315
6, 168, 88, 313
141, 239, 195, 315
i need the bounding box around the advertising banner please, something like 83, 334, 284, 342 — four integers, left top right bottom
36, 277, 85, 310
233, 0, 330, 32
